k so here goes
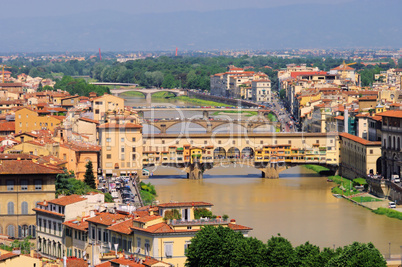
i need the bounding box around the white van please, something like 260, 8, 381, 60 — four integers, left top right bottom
391, 175, 400, 183
389, 202, 396, 208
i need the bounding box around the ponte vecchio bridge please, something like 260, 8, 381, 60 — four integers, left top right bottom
141, 132, 340, 179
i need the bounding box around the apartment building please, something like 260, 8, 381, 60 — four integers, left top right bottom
85, 202, 252, 267
91, 94, 125, 122
339, 133, 381, 179
15, 107, 64, 134
98, 118, 143, 178
34, 193, 106, 259
0, 157, 63, 239
252, 79, 272, 103
378, 110, 402, 179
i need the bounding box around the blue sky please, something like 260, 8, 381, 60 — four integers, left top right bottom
2, 0, 353, 18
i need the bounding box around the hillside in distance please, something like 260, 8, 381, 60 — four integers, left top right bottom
0, 0, 401, 52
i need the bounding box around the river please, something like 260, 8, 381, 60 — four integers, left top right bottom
123, 94, 402, 255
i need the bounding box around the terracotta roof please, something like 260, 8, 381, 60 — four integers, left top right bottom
334, 116, 344, 120
133, 215, 162, 224
131, 222, 174, 234
0, 160, 63, 174
0, 122, 15, 132
0, 153, 37, 160
0, 253, 18, 262
98, 123, 142, 129
227, 223, 253, 231
377, 110, 402, 118
79, 117, 99, 124
157, 202, 213, 208
369, 116, 382, 121
359, 96, 377, 101
63, 219, 89, 231
32, 208, 65, 217
291, 71, 327, 78
331, 65, 355, 71
340, 132, 381, 146
46, 194, 86, 206
60, 141, 101, 152
86, 213, 129, 226
107, 218, 133, 235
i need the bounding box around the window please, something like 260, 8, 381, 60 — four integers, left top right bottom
121, 138, 124, 142
162, 140, 165, 144
121, 154, 125, 161
370, 149, 373, 154
53, 222, 56, 235
35, 180, 42, 190
132, 137, 136, 142
103, 230, 108, 243
21, 179, 28, 190
91, 226, 95, 240
145, 240, 150, 256
121, 147, 124, 152
7, 202, 14, 215
137, 238, 141, 250
21, 202, 28, 214
7, 225, 15, 238
7, 180, 14, 191
58, 223, 62, 235
98, 229, 101, 241
106, 146, 111, 151
184, 241, 191, 252
106, 138, 111, 142
164, 242, 173, 258
132, 154, 136, 160
132, 147, 136, 152
288, 140, 291, 145
75, 230, 78, 239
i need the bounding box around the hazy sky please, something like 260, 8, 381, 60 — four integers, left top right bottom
3, 0, 354, 18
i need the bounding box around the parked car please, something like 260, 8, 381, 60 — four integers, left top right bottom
389, 202, 396, 208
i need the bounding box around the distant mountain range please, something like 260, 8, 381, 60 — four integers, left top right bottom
1, 0, 401, 52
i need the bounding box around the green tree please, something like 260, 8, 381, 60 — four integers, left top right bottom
279, 89, 286, 99
325, 242, 386, 267
265, 234, 295, 267
84, 160, 96, 189
185, 225, 245, 267
291, 241, 322, 267
55, 169, 75, 197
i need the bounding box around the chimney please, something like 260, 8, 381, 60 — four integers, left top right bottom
230, 219, 236, 225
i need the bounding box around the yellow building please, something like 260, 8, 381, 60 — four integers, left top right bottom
0, 249, 43, 267
91, 94, 125, 121
59, 141, 101, 181
86, 202, 252, 267
98, 121, 143, 178
0, 157, 62, 239
15, 108, 64, 134
340, 132, 382, 178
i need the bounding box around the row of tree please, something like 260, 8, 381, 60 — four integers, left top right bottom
186, 226, 386, 267
6, 55, 399, 91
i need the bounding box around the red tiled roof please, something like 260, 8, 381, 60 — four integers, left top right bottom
377, 110, 402, 118
369, 116, 382, 121
227, 223, 253, 231
107, 218, 133, 235
334, 116, 344, 120
132, 222, 174, 234
133, 215, 162, 224
86, 213, 129, 226
79, 117, 99, 124
63, 219, 88, 231
290, 71, 327, 78
45, 194, 86, 206
0, 253, 18, 261
60, 141, 101, 152
331, 65, 355, 71
0, 160, 63, 174
340, 132, 381, 146
359, 96, 377, 101
157, 202, 213, 208
33, 207, 64, 217
0, 122, 15, 132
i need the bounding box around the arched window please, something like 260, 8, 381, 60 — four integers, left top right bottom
19, 225, 28, 238
28, 225, 36, 238
388, 136, 391, 149
7, 202, 14, 215
7, 225, 15, 238
21, 202, 28, 215
393, 136, 396, 150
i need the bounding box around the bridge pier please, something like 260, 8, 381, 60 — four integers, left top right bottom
261, 167, 279, 179
160, 124, 167, 134
145, 93, 152, 102
187, 163, 204, 179
203, 110, 209, 120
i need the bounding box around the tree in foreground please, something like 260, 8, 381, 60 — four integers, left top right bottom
84, 160, 96, 189
185, 226, 386, 267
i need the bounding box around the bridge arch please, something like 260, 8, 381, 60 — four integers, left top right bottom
212, 122, 247, 133
150, 90, 179, 97
142, 124, 161, 134
165, 121, 207, 134
213, 147, 226, 159
241, 147, 254, 159
227, 147, 241, 159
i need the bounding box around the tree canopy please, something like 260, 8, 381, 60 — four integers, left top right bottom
185, 227, 386, 267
